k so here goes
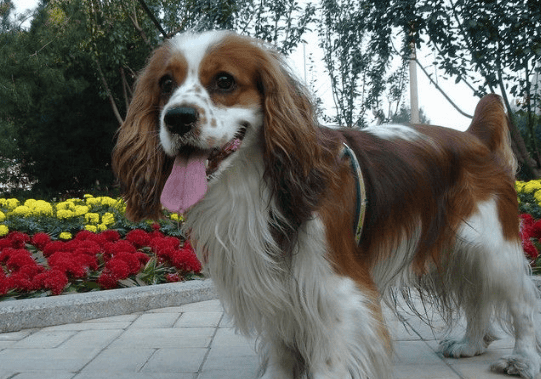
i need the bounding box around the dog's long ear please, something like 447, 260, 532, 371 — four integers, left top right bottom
112, 46, 173, 221
258, 50, 334, 239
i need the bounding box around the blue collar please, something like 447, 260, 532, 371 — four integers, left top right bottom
340, 143, 367, 245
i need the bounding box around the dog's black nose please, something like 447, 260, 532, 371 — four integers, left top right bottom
164, 107, 198, 136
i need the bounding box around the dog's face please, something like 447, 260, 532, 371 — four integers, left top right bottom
113, 30, 319, 220
156, 31, 266, 181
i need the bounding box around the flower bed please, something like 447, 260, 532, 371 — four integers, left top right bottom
1, 181, 541, 301
517, 180, 541, 274
0, 195, 201, 300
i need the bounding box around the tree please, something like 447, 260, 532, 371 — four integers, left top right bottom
0, 1, 118, 196
362, 0, 541, 178
0, 0, 316, 196
56, 0, 315, 126
388, 105, 430, 125
318, 0, 409, 127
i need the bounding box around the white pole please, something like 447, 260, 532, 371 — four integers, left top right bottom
303, 42, 307, 83
409, 43, 420, 124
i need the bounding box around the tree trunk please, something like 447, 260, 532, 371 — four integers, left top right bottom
95, 58, 124, 126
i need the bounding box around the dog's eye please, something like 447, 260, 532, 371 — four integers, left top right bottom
160, 76, 175, 95
215, 73, 235, 92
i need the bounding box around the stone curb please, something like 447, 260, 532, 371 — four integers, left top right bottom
0, 278, 539, 334
0, 279, 217, 333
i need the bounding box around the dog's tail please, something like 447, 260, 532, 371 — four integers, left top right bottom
467, 94, 518, 176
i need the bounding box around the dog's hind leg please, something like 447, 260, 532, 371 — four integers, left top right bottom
489, 270, 541, 379
439, 200, 541, 378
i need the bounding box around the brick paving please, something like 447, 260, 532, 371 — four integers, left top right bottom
0, 299, 539, 379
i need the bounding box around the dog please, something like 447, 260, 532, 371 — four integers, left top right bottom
112, 30, 541, 378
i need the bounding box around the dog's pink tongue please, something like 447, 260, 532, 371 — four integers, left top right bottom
161, 152, 208, 214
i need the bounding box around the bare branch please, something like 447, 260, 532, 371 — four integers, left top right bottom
415, 58, 473, 119
136, 0, 167, 39
95, 58, 124, 126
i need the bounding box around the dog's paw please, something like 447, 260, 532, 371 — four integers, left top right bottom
439, 338, 486, 358
490, 354, 540, 379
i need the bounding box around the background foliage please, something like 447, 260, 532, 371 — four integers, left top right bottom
0, 0, 540, 196
0, 0, 314, 197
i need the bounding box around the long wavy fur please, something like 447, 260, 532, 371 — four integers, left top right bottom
112, 46, 173, 221
257, 50, 338, 251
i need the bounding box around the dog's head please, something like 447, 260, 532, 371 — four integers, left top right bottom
113, 30, 325, 222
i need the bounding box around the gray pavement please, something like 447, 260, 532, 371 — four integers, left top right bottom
1, 297, 540, 379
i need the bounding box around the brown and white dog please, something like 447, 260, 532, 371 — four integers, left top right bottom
112, 30, 541, 378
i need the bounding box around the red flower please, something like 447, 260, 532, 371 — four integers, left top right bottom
170, 248, 202, 273
126, 229, 150, 248
97, 273, 118, 289
73, 240, 101, 256
6, 272, 34, 292
43, 241, 68, 258
5, 249, 36, 271
8, 232, 30, 249
114, 251, 141, 275
100, 230, 121, 242
520, 213, 535, 226
75, 230, 95, 241
17, 263, 45, 278
48, 252, 87, 278
33, 269, 68, 295
166, 273, 181, 282
151, 236, 180, 255
106, 240, 137, 256
149, 229, 164, 241
31, 232, 51, 251
0, 275, 8, 295
522, 238, 539, 260
134, 251, 150, 265
0, 247, 14, 264
0, 238, 12, 250
531, 220, 541, 240
77, 232, 106, 247
104, 258, 130, 280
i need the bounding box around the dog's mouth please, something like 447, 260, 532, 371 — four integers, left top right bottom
160, 125, 248, 214
205, 125, 247, 177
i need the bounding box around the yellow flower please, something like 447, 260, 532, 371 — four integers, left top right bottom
56, 209, 75, 219
535, 191, 541, 205
30, 200, 53, 216
24, 199, 37, 208
6, 198, 20, 210
11, 205, 31, 217
21, 199, 53, 216
523, 180, 541, 194
56, 201, 71, 211
85, 213, 100, 224
102, 212, 115, 226
86, 196, 120, 209
97, 223, 107, 231
0, 225, 8, 237
516, 181, 526, 193
85, 197, 100, 207
0, 211, 5, 222
85, 225, 97, 233
84, 194, 94, 199
59, 232, 72, 240
100, 197, 117, 206
74, 205, 89, 216
170, 213, 183, 222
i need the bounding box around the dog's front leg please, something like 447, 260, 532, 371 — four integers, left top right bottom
259, 340, 297, 379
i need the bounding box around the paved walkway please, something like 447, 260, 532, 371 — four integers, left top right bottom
0, 299, 539, 379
